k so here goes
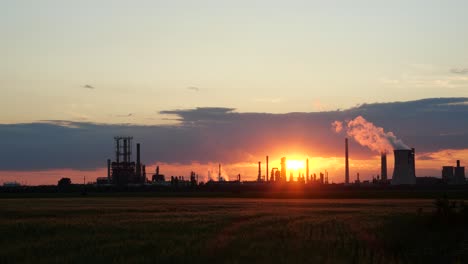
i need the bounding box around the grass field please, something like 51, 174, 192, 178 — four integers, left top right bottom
1, 197, 467, 263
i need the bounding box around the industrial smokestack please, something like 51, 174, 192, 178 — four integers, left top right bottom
258, 161, 261, 181
136, 143, 141, 177
392, 149, 416, 185
345, 138, 349, 184
306, 158, 309, 183
281, 157, 287, 182
381, 152, 387, 181
218, 163, 221, 182
457, 160, 461, 167
107, 159, 111, 180
266, 156, 269, 182
411, 148, 416, 180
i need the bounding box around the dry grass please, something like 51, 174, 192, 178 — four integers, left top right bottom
0, 198, 465, 263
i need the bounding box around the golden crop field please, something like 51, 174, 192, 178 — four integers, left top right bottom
0, 197, 466, 263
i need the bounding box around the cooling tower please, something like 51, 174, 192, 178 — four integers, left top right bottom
391, 149, 416, 185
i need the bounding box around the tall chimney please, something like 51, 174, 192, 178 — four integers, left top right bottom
218, 163, 221, 182
281, 157, 287, 182
258, 161, 262, 181
457, 160, 461, 167
345, 138, 349, 184
136, 143, 141, 177
411, 148, 416, 178
266, 156, 269, 182
107, 159, 111, 180
306, 158, 309, 183
381, 152, 387, 181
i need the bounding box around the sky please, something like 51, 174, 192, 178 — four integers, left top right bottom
1, 1, 468, 184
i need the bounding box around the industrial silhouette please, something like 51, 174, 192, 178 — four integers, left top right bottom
82, 134, 466, 188
97, 137, 147, 185
442, 160, 466, 185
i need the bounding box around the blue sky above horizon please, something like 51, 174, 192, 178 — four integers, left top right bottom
1, 1, 468, 184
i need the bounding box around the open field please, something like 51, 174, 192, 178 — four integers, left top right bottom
1, 197, 467, 263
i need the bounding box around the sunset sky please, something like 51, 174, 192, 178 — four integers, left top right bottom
1, 1, 468, 184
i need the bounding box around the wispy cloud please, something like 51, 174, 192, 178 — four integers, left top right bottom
450, 68, 468, 75
380, 75, 468, 89
115, 113, 134, 118
379, 64, 468, 89
82, 84, 95, 89
187, 86, 200, 92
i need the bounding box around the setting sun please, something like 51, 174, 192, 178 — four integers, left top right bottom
286, 159, 305, 171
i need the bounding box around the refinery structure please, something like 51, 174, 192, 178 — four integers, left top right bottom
97, 137, 148, 186
3, 134, 466, 189
88, 135, 467, 188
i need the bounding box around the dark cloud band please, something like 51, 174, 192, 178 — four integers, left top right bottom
0, 98, 467, 171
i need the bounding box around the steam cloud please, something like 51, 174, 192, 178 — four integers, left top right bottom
331, 121, 343, 133
332, 116, 410, 152
187, 86, 200, 92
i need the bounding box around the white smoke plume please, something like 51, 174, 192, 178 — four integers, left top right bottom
332, 116, 410, 152
207, 165, 230, 181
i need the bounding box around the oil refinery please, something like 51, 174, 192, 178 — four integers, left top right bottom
93, 136, 466, 188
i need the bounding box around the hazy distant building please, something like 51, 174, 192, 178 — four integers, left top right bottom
152, 166, 165, 182
58, 178, 71, 187
3, 182, 20, 187
442, 160, 466, 185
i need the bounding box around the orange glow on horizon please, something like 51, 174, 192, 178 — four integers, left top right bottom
286, 159, 305, 171
2, 148, 467, 185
